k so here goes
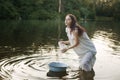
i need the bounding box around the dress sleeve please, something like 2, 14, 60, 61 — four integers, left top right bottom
83, 32, 90, 40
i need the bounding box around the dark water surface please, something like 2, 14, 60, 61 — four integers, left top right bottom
0, 20, 120, 80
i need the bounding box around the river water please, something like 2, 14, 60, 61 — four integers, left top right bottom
0, 20, 120, 80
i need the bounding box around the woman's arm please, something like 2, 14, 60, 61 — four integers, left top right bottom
62, 40, 70, 45
62, 29, 79, 52
67, 30, 79, 49
59, 40, 70, 45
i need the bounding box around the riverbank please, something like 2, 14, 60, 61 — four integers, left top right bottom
80, 16, 114, 21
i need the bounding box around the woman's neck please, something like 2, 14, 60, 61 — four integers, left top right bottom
67, 26, 70, 28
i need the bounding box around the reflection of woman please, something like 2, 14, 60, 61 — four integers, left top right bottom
58, 14, 97, 79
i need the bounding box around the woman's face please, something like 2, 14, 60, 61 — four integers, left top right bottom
65, 15, 72, 26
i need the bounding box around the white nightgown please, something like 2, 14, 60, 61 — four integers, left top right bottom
61, 27, 97, 71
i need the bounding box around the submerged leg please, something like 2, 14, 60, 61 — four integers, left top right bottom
81, 69, 95, 80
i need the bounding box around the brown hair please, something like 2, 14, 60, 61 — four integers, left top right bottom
66, 14, 85, 36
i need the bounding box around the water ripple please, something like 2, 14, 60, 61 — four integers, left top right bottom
0, 54, 53, 80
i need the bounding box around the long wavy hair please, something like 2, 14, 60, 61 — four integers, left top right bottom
66, 14, 85, 36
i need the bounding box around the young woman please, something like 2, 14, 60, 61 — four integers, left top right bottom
58, 14, 97, 79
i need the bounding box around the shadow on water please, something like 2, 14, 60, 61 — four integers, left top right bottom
0, 20, 59, 59
0, 20, 120, 80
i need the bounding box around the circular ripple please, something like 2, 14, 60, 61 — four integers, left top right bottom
0, 53, 56, 80
0, 52, 79, 80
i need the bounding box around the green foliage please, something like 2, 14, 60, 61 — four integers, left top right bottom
0, 0, 19, 19
0, 0, 120, 20
113, 0, 120, 20
95, 0, 120, 20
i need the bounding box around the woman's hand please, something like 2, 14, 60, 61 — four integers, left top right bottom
61, 48, 68, 53
58, 41, 65, 44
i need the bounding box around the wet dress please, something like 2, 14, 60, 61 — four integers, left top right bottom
65, 27, 97, 71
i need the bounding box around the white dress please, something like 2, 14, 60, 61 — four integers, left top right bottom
65, 27, 97, 71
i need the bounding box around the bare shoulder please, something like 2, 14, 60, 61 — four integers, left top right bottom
72, 28, 79, 36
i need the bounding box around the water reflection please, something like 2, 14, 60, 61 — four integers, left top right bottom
0, 20, 120, 80
92, 29, 120, 56
0, 48, 94, 80
91, 23, 120, 80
